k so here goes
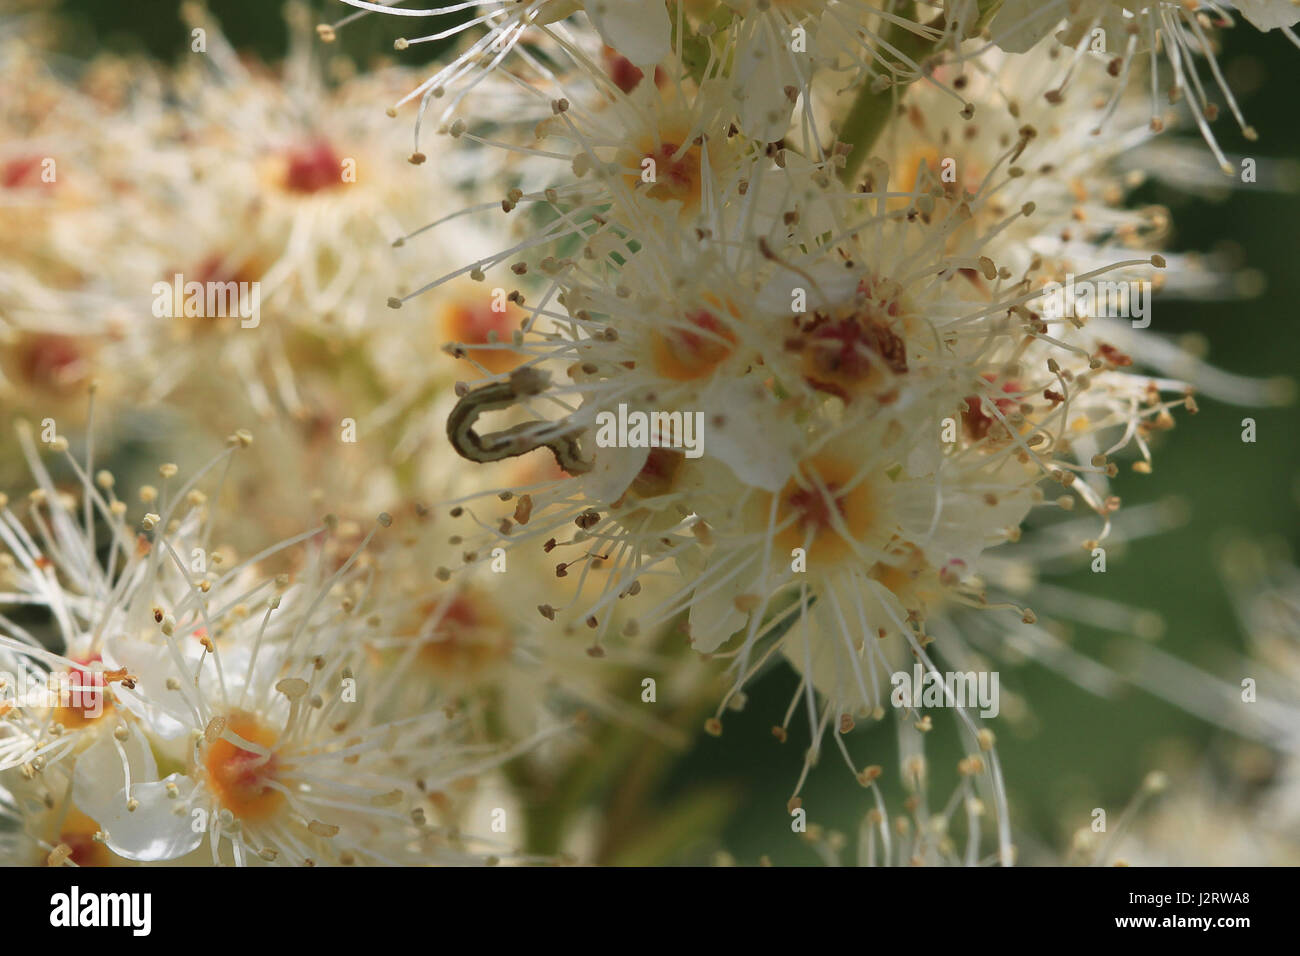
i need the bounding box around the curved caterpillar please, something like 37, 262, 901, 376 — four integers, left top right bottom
446, 367, 593, 475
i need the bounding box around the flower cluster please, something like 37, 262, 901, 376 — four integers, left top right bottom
328, 0, 1298, 858
2, 0, 1298, 866
0, 416, 545, 865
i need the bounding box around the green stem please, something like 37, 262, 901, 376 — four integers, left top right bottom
512, 625, 691, 858
516, 618, 722, 862
837, 1, 1004, 184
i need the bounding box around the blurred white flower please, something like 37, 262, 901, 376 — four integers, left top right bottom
0, 420, 551, 865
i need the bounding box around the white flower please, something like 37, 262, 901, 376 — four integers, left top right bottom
721, 0, 973, 142
987, 0, 1264, 171
1232, 0, 1300, 32
0, 418, 553, 865
584, 0, 671, 66
372, 1, 1278, 837
328, 0, 669, 119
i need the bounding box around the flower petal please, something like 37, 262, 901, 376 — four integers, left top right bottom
1234, 0, 1300, 31
585, 0, 671, 67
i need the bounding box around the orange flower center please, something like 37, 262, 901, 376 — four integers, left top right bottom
203, 712, 285, 823
439, 297, 522, 375
283, 140, 345, 194
3, 155, 54, 190
629, 447, 686, 500
50, 807, 114, 867
962, 374, 1023, 442
7, 333, 89, 394
652, 307, 737, 381
51, 656, 111, 730
772, 455, 879, 565
409, 594, 512, 679
792, 277, 910, 401
623, 133, 706, 209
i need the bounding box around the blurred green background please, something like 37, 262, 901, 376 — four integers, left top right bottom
39, 0, 1300, 863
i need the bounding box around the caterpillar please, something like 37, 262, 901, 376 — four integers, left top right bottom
446, 366, 593, 475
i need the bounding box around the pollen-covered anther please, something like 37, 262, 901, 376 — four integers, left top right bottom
276, 678, 310, 701
307, 820, 339, 838
857, 765, 883, 786
47, 844, 73, 867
